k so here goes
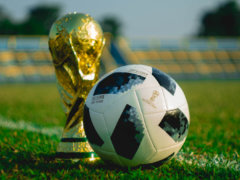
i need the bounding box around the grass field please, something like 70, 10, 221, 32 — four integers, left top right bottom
0, 81, 239, 179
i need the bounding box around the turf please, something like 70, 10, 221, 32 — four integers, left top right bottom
0, 81, 239, 179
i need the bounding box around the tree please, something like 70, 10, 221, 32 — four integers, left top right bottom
198, 1, 240, 37
0, 6, 16, 34
100, 16, 122, 40
21, 5, 60, 35
0, 5, 60, 35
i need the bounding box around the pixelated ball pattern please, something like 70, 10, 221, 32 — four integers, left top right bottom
94, 72, 145, 95
159, 108, 189, 142
111, 104, 144, 160
152, 67, 176, 95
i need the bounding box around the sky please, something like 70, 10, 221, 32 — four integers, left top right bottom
0, 0, 238, 39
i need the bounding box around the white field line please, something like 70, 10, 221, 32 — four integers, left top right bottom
0, 116, 239, 172
176, 150, 240, 172
0, 116, 62, 137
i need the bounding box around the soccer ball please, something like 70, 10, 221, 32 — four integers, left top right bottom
83, 64, 190, 167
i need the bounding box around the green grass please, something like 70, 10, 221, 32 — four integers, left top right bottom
0, 81, 239, 179
0, 83, 64, 127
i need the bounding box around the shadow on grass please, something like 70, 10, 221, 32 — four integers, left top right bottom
1, 149, 238, 179
0, 149, 127, 173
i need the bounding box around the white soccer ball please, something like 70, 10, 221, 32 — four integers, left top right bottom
83, 64, 190, 167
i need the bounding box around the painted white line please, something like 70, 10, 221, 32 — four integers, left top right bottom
176, 149, 240, 172
0, 116, 62, 137
0, 116, 239, 172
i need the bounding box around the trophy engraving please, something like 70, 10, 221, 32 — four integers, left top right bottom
48, 12, 105, 160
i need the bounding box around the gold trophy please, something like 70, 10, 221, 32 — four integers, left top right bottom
48, 12, 105, 160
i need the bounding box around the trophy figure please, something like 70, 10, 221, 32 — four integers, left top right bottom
48, 12, 105, 160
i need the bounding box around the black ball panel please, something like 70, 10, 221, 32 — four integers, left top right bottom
159, 108, 189, 142
83, 105, 104, 146
152, 67, 176, 95
111, 104, 144, 160
94, 72, 145, 95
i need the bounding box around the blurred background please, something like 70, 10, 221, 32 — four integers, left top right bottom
0, 0, 240, 82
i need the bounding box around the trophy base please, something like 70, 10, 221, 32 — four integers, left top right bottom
56, 152, 98, 159
56, 122, 98, 161
56, 137, 98, 160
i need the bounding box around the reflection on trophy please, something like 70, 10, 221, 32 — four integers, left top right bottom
48, 12, 105, 160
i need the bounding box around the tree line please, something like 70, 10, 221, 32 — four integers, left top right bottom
0, 4, 121, 39
0, 1, 240, 37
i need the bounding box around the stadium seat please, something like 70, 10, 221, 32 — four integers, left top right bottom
0, 36, 240, 82
37, 65, 54, 76
145, 50, 161, 60
173, 51, 188, 61
4, 65, 22, 77
152, 64, 168, 73
222, 63, 236, 73
31, 51, 47, 61
167, 64, 182, 73
133, 51, 147, 61
46, 52, 53, 62
0, 51, 15, 65
181, 64, 197, 73
188, 51, 202, 62
125, 51, 140, 64
201, 51, 216, 63
197, 64, 210, 74
15, 52, 30, 63
158, 51, 174, 61
21, 65, 38, 76
208, 64, 223, 73
215, 51, 230, 62
229, 51, 240, 62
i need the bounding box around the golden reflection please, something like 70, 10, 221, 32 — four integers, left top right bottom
48, 12, 105, 160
